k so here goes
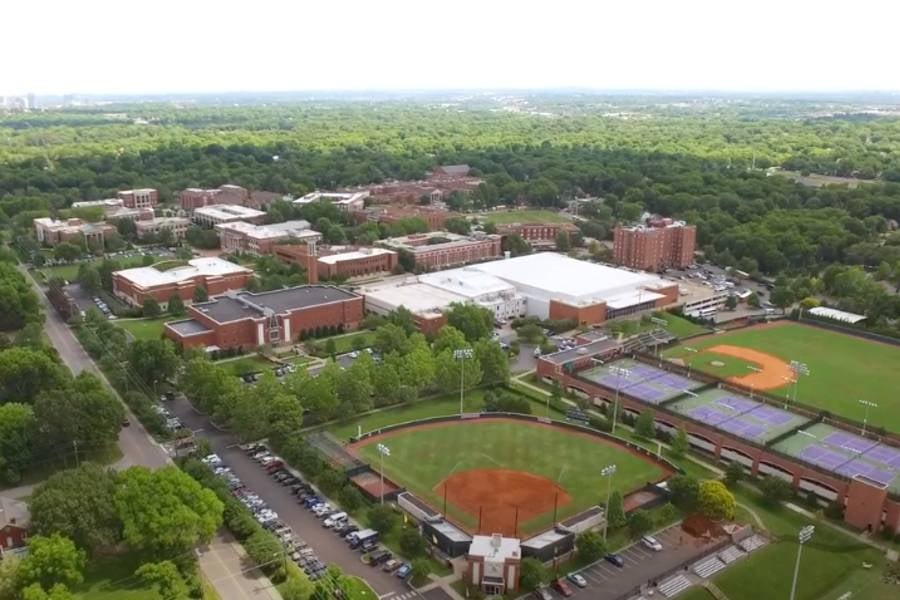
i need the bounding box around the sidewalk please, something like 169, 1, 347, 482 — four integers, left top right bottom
198, 530, 282, 600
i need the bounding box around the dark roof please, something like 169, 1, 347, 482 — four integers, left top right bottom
398, 492, 440, 517
541, 338, 622, 365
167, 319, 212, 335
558, 505, 603, 528
436, 164, 470, 177
193, 286, 360, 324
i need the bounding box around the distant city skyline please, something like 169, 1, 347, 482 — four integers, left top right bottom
4, 0, 900, 96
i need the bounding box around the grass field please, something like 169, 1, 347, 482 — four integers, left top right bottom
479, 209, 570, 224
73, 554, 157, 600
39, 255, 147, 282
354, 420, 665, 534
216, 354, 275, 376
327, 330, 376, 354
115, 316, 171, 341
664, 322, 900, 433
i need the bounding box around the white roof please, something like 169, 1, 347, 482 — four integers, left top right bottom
363, 281, 465, 315
808, 306, 866, 323
294, 191, 368, 205
194, 205, 265, 220
72, 198, 123, 208
317, 247, 395, 264
216, 220, 312, 240
472, 253, 669, 305
605, 290, 665, 309
468, 535, 520, 560
115, 257, 251, 288
419, 267, 515, 299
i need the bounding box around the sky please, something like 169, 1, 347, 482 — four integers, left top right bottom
4, 0, 899, 95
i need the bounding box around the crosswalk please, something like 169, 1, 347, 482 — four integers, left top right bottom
658, 574, 692, 598
692, 556, 727, 578
718, 545, 746, 564
378, 591, 418, 600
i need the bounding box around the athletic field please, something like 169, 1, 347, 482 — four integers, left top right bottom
351, 419, 668, 536
664, 322, 900, 434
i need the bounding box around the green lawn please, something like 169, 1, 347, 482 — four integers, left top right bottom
115, 317, 171, 341
216, 354, 275, 376
316, 330, 376, 354
74, 554, 158, 600
479, 209, 569, 224
354, 419, 666, 535
39, 255, 147, 283
655, 312, 709, 338
695, 486, 896, 600
664, 322, 900, 433
344, 577, 378, 600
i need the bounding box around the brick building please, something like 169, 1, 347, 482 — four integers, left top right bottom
274, 244, 398, 281
180, 184, 250, 212
112, 257, 253, 308
193, 205, 266, 228
354, 205, 452, 231
215, 220, 321, 255
378, 232, 502, 271
293, 190, 369, 212
117, 188, 159, 209
164, 285, 363, 350
613, 217, 696, 271
466, 535, 521, 595
0, 496, 29, 553
135, 217, 191, 241
33, 217, 116, 247
495, 221, 580, 249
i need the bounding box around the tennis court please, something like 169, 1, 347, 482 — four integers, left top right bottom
580, 358, 704, 405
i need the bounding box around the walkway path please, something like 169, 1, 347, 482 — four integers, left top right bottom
416, 572, 464, 600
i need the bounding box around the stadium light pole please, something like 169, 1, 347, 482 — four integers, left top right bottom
454, 348, 475, 415
684, 347, 699, 378
601, 464, 617, 542
746, 365, 762, 399
789, 360, 810, 406
376, 443, 391, 505
858, 400, 878, 436
789, 525, 815, 600
609, 366, 631, 434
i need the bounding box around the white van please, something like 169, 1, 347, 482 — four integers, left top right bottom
323, 512, 347, 528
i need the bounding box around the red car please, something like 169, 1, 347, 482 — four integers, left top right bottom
264, 461, 284, 473
552, 578, 573, 597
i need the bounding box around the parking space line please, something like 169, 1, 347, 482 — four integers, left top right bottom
583, 571, 606, 585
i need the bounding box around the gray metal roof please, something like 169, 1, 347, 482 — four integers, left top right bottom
541, 338, 622, 365
167, 319, 212, 335
193, 285, 360, 324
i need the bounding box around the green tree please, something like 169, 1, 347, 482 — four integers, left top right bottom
445, 303, 493, 342
373, 323, 408, 355
576, 530, 606, 561
759, 475, 793, 506
410, 559, 430, 585
135, 561, 189, 600
293, 362, 339, 418
192, 286, 208, 303
245, 530, 287, 580
434, 348, 482, 393
443, 217, 471, 235
387, 306, 417, 335
399, 336, 436, 392
29, 463, 121, 553
770, 285, 795, 313
0, 402, 36, 484
634, 410, 655, 438
607, 490, 626, 528
670, 427, 689, 458
0, 347, 68, 403
279, 568, 315, 600
697, 480, 736, 521
432, 325, 467, 355
555, 231, 571, 251
474, 339, 509, 385
18, 534, 86, 590
367, 505, 398, 534
76, 264, 101, 294
724, 461, 744, 487
371, 362, 402, 407
668, 475, 699, 510
398, 528, 426, 558
724, 295, 737, 310
34, 373, 124, 454
142, 298, 161, 318
335, 360, 373, 416
52, 243, 82, 263
21, 584, 76, 600
180, 357, 241, 416
518, 557, 546, 591
167, 294, 185, 316
657, 503, 679, 526
231, 372, 303, 441
115, 466, 223, 555
628, 509, 653, 537
127, 339, 179, 390
324, 338, 337, 357
747, 292, 761, 308
0, 555, 20, 600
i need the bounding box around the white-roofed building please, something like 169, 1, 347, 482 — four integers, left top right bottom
215, 220, 321, 255
807, 306, 866, 324
293, 190, 369, 212
193, 205, 266, 228
466, 534, 521, 595
135, 217, 191, 241
112, 257, 253, 308
419, 267, 526, 321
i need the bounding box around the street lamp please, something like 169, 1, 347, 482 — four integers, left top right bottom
789, 525, 815, 600
376, 443, 391, 505
601, 464, 617, 542
684, 347, 699, 378
609, 366, 631, 434
453, 348, 475, 415
789, 360, 810, 405
859, 400, 878, 436
746, 365, 761, 399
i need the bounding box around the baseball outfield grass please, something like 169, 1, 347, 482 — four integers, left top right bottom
353, 420, 666, 535
664, 322, 900, 434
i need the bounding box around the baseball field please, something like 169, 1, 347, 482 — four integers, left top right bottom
350, 418, 669, 537
664, 322, 900, 434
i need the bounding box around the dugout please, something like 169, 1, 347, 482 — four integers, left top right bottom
398, 492, 442, 523
521, 528, 574, 563
556, 505, 605, 535
422, 519, 472, 558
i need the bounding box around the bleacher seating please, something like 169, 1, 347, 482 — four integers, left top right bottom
658, 574, 692, 598
738, 533, 766, 553
692, 556, 727, 578
718, 545, 746, 564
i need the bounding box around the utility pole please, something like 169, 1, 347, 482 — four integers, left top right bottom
609, 366, 631, 434
601, 464, 617, 542
789, 525, 815, 600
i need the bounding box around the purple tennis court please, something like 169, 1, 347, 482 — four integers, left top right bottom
580, 359, 705, 405
824, 431, 878, 454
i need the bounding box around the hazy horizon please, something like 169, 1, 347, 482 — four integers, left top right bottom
5, 0, 900, 96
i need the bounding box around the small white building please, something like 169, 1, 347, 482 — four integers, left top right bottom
293, 190, 369, 212
419, 267, 526, 322
193, 205, 266, 228
466, 534, 521, 595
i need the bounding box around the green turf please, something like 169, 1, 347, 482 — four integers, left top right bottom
664, 322, 900, 433
39, 255, 147, 283
355, 420, 666, 535
479, 209, 570, 224
327, 331, 375, 354
655, 312, 709, 338
115, 316, 171, 341
73, 554, 158, 600
216, 354, 275, 376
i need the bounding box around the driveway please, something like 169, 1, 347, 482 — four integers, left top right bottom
167, 397, 414, 598
198, 530, 281, 600
564, 524, 723, 599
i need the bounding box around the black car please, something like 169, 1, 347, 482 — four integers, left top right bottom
280, 476, 299, 486
604, 553, 625, 568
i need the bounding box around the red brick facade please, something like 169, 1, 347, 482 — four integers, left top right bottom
614, 223, 696, 271
354, 205, 452, 231
496, 222, 580, 248
116, 188, 159, 209
112, 268, 253, 308
382, 234, 502, 270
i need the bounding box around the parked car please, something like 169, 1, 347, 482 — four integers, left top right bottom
604, 553, 625, 568
567, 573, 587, 588
641, 535, 663, 552
533, 586, 552, 600
552, 578, 573, 597
382, 559, 401, 572
395, 563, 412, 579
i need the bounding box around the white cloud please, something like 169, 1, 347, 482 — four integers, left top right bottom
3, 0, 898, 95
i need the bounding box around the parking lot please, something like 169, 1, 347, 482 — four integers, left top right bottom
562, 524, 723, 599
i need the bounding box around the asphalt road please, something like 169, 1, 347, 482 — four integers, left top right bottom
167, 396, 414, 599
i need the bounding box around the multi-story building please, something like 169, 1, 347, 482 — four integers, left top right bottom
71, 198, 154, 222
135, 217, 191, 241
377, 232, 502, 271
613, 217, 696, 271
192, 205, 266, 228
112, 257, 253, 308
33, 217, 116, 247
466, 535, 521, 595
215, 220, 321, 255
164, 285, 364, 350
293, 190, 369, 212
495, 221, 580, 249
355, 204, 451, 231
274, 244, 398, 281
180, 184, 250, 212
116, 188, 159, 209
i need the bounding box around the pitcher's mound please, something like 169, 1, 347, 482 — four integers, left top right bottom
436, 468, 571, 536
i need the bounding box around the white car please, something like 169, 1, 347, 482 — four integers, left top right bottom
641, 535, 663, 551
567, 573, 587, 588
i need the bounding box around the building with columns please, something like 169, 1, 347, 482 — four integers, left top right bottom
466, 534, 521, 595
